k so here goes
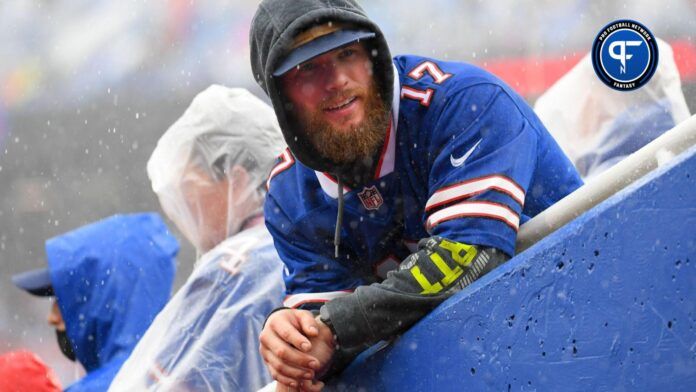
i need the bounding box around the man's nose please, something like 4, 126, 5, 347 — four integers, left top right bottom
47, 312, 59, 326
47, 302, 63, 327
324, 63, 349, 91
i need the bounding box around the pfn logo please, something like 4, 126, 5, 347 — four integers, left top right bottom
608, 40, 643, 74
591, 20, 658, 91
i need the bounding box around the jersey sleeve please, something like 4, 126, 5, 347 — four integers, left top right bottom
264, 194, 364, 310
423, 84, 539, 256
322, 238, 509, 351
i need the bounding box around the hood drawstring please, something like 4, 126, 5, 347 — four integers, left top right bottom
334, 177, 344, 258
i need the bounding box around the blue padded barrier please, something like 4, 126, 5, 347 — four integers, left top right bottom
331, 145, 696, 391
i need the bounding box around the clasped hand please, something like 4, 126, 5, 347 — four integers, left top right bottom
259, 309, 335, 391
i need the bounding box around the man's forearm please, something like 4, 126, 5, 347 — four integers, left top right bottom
321, 237, 509, 349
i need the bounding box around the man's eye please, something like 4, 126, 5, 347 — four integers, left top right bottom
297, 63, 315, 73
339, 48, 355, 59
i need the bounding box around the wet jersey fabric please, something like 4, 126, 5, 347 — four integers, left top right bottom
109, 225, 285, 392
264, 55, 583, 307
46, 213, 178, 391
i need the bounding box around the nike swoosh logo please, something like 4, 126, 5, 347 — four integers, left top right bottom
450, 139, 482, 167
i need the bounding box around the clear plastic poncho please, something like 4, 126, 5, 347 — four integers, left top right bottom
108, 86, 287, 391
534, 38, 690, 179
146, 85, 286, 254
109, 226, 285, 391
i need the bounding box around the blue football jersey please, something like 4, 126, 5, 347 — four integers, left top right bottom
264, 55, 583, 306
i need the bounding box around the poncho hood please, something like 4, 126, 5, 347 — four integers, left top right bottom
46, 213, 177, 390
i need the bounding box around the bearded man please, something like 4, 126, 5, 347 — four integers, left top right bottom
250, 0, 583, 390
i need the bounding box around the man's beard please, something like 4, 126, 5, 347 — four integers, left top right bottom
56, 329, 77, 362
299, 84, 389, 165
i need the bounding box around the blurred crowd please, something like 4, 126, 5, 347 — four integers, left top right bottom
1, 0, 694, 111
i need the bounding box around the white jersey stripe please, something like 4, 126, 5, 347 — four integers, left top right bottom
283, 290, 354, 308
374, 118, 396, 178
374, 65, 401, 178
426, 175, 525, 211
315, 172, 352, 199
266, 149, 295, 190
426, 201, 520, 232
391, 63, 400, 133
